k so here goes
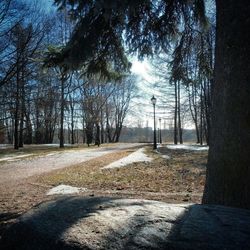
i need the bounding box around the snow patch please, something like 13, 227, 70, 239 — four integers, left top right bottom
0, 154, 34, 162
42, 144, 73, 147
167, 144, 208, 151
47, 185, 88, 195
161, 155, 171, 159
102, 148, 152, 169
0, 144, 11, 149
46, 153, 57, 156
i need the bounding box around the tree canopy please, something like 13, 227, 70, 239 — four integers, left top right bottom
52, 0, 207, 74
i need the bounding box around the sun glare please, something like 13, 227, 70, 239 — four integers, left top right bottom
131, 60, 153, 82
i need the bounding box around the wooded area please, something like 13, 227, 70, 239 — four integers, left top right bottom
0, 0, 214, 148
0, 0, 136, 149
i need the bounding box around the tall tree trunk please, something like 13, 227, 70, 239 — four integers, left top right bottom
14, 63, 20, 150
76, 128, 79, 143
199, 89, 203, 145
71, 124, 74, 144
6, 118, 13, 144
203, 79, 211, 145
67, 123, 71, 144
82, 118, 86, 144
49, 106, 57, 143
105, 104, 112, 143
25, 113, 32, 144
188, 86, 200, 143
59, 75, 65, 148
177, 81, 183, 144
174, 81, 178, 144
71, 107, 74, 145
86, 122, 93, 146
100, 109, 104, 144
18, 107, 24, 147
95, 123, 100, 146
18, 73, 25, 148
14, 105, 19, 149
203, 1, 250, 209
115, 125, 122, 142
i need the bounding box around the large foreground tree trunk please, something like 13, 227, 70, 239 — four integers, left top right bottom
203, 1, 250, 209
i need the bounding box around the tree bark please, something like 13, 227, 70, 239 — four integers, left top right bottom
18, 71, 25, 148
95, 123, 100, 146
177, 81, 183, 144
86, 122, 93, 146
114, 124, 122, 143
199, 89, 203, 146
174, 81, 178, 144
14, 61, 20, 150
203, 1, 250, 209
188, 85, 200, 143
100, 109, 104, 144
25, 112, 33, 144
59, 74, 65, 148
70, 100, 75, 145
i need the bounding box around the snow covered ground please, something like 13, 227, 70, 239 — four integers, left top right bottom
0, 154, 34, 162
102, 148, 152, 169
166, 144, 208, 151
0, 144, 12, 149
47, 185, 88, 195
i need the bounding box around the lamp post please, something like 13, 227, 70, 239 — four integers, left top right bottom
159, 118, 162, 144
151, 95, 157, 150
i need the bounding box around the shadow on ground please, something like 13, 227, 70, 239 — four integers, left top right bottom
0, 212, 21, 239
1, 196, 250, 249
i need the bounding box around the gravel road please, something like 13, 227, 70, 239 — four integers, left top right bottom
0, 143, 144, 184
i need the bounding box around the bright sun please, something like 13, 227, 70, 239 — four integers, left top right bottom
131, 60, 153, 82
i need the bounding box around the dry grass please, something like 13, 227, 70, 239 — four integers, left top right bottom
0, 145, 208, 238
35, 149, 137, 188
35, 146, 207, 202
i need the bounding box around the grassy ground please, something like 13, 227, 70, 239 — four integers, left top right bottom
35, 146, 207, 202
0, 145, 207, 238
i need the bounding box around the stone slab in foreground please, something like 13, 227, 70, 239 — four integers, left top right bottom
1, 197, 250, 249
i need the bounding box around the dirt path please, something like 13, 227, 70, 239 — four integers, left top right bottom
0, 143, 143, 184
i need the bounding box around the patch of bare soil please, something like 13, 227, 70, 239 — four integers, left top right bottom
0, 146, 207, 239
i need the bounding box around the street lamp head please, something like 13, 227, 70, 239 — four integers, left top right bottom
151, 95, 156, 105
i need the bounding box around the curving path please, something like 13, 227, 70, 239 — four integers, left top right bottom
0, 143, 144, 184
